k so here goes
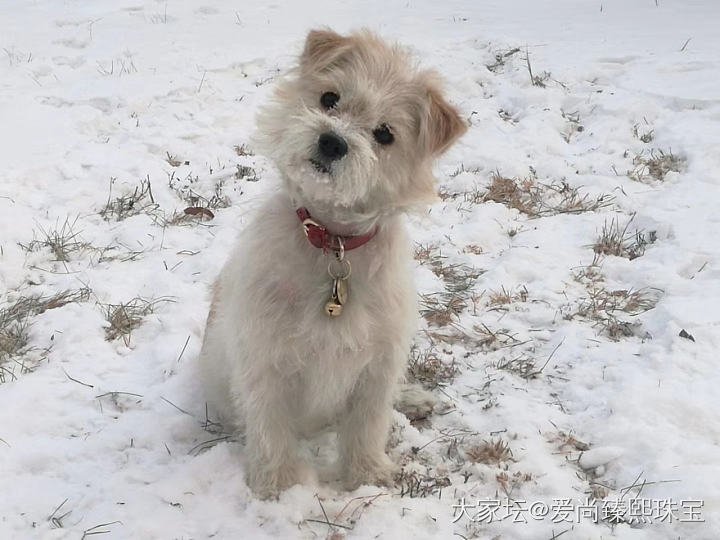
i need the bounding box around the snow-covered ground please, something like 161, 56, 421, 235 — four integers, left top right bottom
1, 1, 719, 538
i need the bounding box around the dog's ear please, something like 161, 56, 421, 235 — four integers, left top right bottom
301, 29, 352, 72
419, 74, 467, 156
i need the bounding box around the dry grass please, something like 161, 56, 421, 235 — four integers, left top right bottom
561, 109, 585, 143
167, 172, 231, 225
407, 345, 459, 388
485, 46, 521, 72
628, 149, 683, 182
483, 171, 614, 218
632, 123, 654, 143
498, 108, 518, 124
103, 297, 173, 345
19, 218, 92, 261
420, 293, 466, 327
0, 317, 29, 380
234, 144, 253, 156
472, 323, 521, 351
593, 217, 655, 260
165, 152, 189, 167
463, 244, 484, 255
549, 429, 590, 453
487, 285, 528, 307
572, 262, 661, 339
1, 288, 90, 381
466, 439, 514, 465
235, 164, 259, 181
413, 243, 437, 263
524, 47, 551, 87
577, 286, 659, 338
448, 163, 483, 179
438, 183, 485, 204
395, 467, 451, 498
100, 177, 160, 222
101, 170, 235, 227
414, 244, 482, 294
496, 354, 538, 378
496, 471, 533, 498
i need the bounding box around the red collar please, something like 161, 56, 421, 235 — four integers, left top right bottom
296, 207, 377, 252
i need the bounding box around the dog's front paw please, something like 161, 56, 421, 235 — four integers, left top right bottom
395, 383, 436, 422
343, 453, 399, 491
246, 460, 316, 499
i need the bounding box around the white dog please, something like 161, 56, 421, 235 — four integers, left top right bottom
199, 29, 465, 498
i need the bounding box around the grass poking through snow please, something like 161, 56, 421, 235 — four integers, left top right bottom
103, 297, 173, 346
466, 438, 515, 465
19, 218, 92, 261
167, 172, 232, 225
407, 345, 459, 389
632, 123, 655, 144
419, 293, 466, 327
570, 261, 661, 340
487, 285, 528, 308
474, 171, 614, 218
628, 149, 683, 182
592, 216, 655, 260
396, 467, 451, 498
414, 243, 483, 294
0, 288, 91, 381
100, 177, 160, 222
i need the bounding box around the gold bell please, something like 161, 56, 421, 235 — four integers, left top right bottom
325, 299, 343, 317
324, 277, 348, 317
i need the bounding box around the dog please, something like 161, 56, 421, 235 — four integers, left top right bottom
199, 28, 466, 499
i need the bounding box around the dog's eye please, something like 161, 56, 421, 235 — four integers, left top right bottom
372, 124, 394, 145
320, 92, 339, 109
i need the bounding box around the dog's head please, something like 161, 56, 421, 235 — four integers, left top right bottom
257, 29, 466, 222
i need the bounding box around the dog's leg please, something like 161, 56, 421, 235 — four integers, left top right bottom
338, 360, 401, 490
394, 382, 436, 422
242, 373, 314, 498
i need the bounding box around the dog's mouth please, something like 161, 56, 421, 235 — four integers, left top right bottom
309, 158, 330, 174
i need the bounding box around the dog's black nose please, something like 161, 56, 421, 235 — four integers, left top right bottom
318, 132, 348, 161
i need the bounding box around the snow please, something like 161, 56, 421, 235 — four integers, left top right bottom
1, 1, 719, 539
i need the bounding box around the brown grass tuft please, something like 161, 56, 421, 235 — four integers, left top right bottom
628, 149, 683, 182
420, 293, 466, 327
571, 261, 661, 339
593, 217, 655, 260
407, 345, 459, 388
395, 467, 451, 498
473, 323, 520, 350
1, 288, 90, 381
487, 285, 528, 307
483, 171, 613, 218
466, 439, 514, 465
496, 471, 533, 498
549, 429, 590, 453
103, 297, 173, 346
165, 152, 188, 167
414, 244, 482, 295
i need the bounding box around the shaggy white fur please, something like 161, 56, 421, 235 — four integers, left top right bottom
199, 28, 465, 499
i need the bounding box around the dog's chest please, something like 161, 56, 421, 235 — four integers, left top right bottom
298, 343, 371, 419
